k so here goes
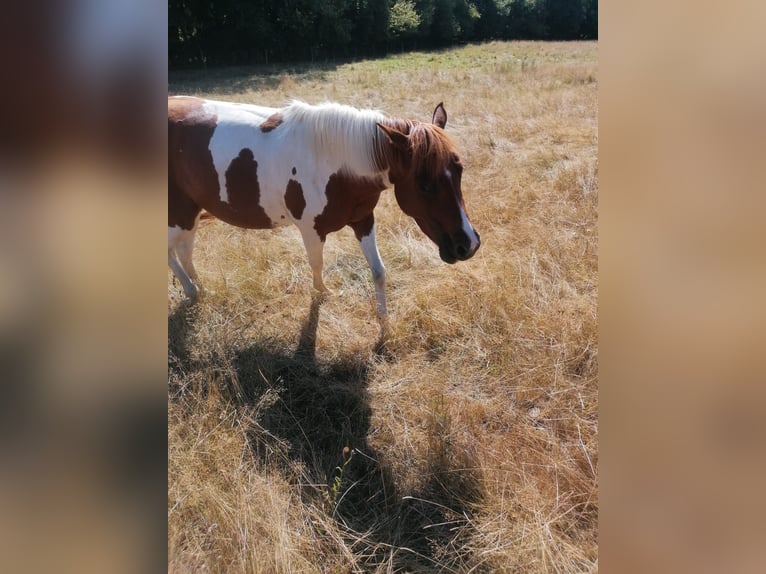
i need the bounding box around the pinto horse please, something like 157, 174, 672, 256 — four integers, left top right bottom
168, 97, 480, 318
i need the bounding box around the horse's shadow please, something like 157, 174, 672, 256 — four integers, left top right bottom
168, 298, 199, 382
231, 296, 375, 482
169, 295, 481, 571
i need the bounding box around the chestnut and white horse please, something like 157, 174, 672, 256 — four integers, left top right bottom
168, 97, 480, 319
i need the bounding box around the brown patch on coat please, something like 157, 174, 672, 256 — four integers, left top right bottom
348, 214, 375, 241
314, 172, 387, 242
168, 97, 218, 230
260, 112, 283, 132
285, 179, 306, 220
223, 148, 274, 228
169, 96, 275, 230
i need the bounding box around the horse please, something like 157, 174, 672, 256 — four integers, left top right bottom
168, 97, 480, 319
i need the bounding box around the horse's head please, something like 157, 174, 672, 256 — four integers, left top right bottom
378, 103, 480, 263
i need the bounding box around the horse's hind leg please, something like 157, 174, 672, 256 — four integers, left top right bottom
169, 179, 202, 299
169, 225, 199, 300
176, 213, 201, 282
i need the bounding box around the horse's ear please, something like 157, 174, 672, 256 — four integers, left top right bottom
377, 123, 409, 152
432, 102, 447, 129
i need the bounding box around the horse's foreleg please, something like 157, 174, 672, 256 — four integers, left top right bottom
300, 229, 330, 294
349, 216, 387, 320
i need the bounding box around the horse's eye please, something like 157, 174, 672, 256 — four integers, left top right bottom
419, 179, 435, 196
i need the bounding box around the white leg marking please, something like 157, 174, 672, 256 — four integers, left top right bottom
176, 214, 201, 281
360, 228, 387, 319
447, 167, 480, 255
168, 226, 199, 299
300, 229, 330, 293
459, 205, 480, 253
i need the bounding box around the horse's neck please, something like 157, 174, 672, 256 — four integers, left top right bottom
286, 102, 388, 178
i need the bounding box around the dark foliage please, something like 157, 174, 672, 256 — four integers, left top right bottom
169, 0, 597, 68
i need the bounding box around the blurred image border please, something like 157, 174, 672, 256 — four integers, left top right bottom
1, 0, 764, 571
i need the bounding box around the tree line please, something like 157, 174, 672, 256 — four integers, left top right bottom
169, 0, 597, 68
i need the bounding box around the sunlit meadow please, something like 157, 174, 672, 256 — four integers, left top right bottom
169, 40, 597, 573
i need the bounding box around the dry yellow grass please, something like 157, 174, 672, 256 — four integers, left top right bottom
169, 41, 598, 572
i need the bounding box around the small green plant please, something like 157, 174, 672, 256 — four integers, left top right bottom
327, 446, 354, 508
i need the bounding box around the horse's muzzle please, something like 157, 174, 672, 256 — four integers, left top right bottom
439, 229, 481, 264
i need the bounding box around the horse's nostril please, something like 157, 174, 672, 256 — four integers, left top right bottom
456, 243, 469, 258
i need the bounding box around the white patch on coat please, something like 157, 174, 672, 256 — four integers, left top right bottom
201, 99, 392, 236
459, 205, 480, 253
204, 101, 275, 205
168, 224, 199, 297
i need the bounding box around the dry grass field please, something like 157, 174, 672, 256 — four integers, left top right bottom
168, 40, 597, 572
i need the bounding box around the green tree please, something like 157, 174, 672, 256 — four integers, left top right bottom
454, 0, 481, 40
273, 0, 320, 60
425, 0, 480, 45
351, 0, 391, 55
429, 0, 458, 44
473, 0, 506, 40
389, 0, 421, 39
168, 0, 596, 70
413, 0, 437, 36
313, 0, 354, 58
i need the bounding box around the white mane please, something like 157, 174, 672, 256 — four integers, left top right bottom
282, 100, 388, 176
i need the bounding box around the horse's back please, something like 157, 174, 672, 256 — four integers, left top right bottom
169, 96, 277, 125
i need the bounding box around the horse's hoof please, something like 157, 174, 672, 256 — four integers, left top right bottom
185, 284, 212, 303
